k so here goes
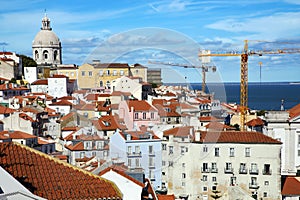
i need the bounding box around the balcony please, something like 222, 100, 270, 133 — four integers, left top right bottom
239, 168, 248, 174
127, 151, 142, 157
201, 167, 210, 173
249, 183, 259, 189
263, 169, 272, 175
224, 168, 234, 174
210, 168, 218, 173
249, 169, 259, 175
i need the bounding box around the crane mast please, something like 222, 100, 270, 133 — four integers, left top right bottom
199, 39, 300, 131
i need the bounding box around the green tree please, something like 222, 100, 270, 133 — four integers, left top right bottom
18, 54, 37, 67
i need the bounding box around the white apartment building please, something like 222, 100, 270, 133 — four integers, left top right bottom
110, 129, 162, 190
162, 127, 282, 200
264, 109, 300, 176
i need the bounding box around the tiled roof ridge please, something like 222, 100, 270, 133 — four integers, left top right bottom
10, 142, 123, 198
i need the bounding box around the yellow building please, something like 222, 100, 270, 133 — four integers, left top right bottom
77, 62, 148, 90
50, 64, 78, 80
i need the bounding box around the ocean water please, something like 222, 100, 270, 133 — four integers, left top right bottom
168, 82, 300, 111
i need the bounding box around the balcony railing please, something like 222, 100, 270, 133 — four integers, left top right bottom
262, 169, 272, 175
127, 151, 142, 157
239, 168, 248, 174
249, 183, 259, 189
249, 168, 259, 175
211, 168, 218, 173
224, 168, 234, 174
201, 167, 210, 173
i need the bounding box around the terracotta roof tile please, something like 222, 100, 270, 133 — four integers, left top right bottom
0, 105, 15, 114
246, 118, 264, 127
289, 103, 300, 120
282, 177, 300, 195
157, 194, 175, 200
205, 121, 233, 130
49, 99, 74, 106
92, 115, 127, 131
163, 126, 194, 138
0, 130, 37, 139
31, 79, 48, 85
0, 142, 122, 199
193, 131, 282, 144
127, 100, 157, 112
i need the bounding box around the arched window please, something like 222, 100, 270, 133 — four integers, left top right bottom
35, 50, 39, 60
43, 50, 49, 60
54, 50, 58, 60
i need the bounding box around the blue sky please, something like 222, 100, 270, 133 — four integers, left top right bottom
1, 0, 300, 83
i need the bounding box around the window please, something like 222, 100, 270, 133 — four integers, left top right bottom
169, 146, 173, 154
240, 163, 247, 174
134, 112, 138, 119
264, 181, 269, 185
151, 112, 154, 119
89, 71, 93, 76
100, 81, 103, 87
135, 146, 140, 154
245, 147, 251, 157
229, 147, 235, 157
120, 70, 124, 76
182, 173, 186, 179
202, 175, 207, 181
298, 150, 300, 156
182, 163, 185, 168
136, 158, 140, 167
211, 162, 217, 172
162, 144, 166, 150
298, 135, 300, 146
54, 50, 58, 60
127, 146, 132, 154
128, 158, 132, 167
106, 70, 110, 75
182, 182, 185, 186
250, 163, 258, 174
263, 192, 267, 197
203, 146, 208, 152
250, 177, 257, 186
113, 70, 117, 76
215, 147, 220, 157
181, 146, 185, 155
202, 163, 208, 172
143, 112, 146, 119
212, 177, 217, 182
263, 164, 271, 175
149, 157, 154, 167
162, 161, 166, 166
203, 186, 208, 192
81, 71, 85, 76
149, 146, 153, 154
169, 161, 173, 167
225, 162, 233, 173
80, 152, 85, 158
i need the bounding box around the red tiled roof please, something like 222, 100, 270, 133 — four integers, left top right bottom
282, 177, 300, 195
0, 130, 36, 139
246, 118, 264, 127
289, 103, 300, 120
92, 115, 127, 131
0, 105, 15, 114
49, 99, 74, 106
199, 116, 219, 122
60, 112, 76, 122
127, 100, 157, 112
73, 102, 95, 110
121, 130, 160, 140
85, 93, 100, 101
0, 76, 10, 81
163, 126, 194, 137
19, 113, 35, 122
57, 96, 75, 100
31, 79, 48, 85
111, 91, 131, 96
193, 131, 282, 144
0, 142, 122, 199
205, 121, 233, 130
157, 194, 175, 200
52, 74, 68, 78
61, 126, 80, 131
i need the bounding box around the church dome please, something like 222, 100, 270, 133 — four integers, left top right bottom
32, 29, 61, 47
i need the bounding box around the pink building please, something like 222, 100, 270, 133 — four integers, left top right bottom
118, 100, 160, 131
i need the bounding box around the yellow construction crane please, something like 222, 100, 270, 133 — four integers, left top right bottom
148, 60, 216, 93
199, 39, 300, 131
